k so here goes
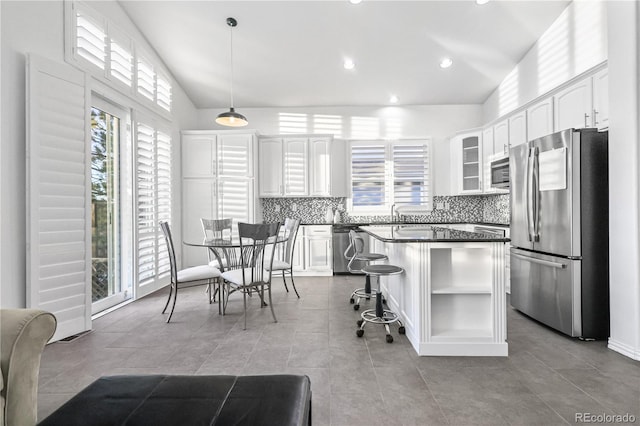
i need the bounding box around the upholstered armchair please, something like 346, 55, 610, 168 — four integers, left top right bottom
0, 309, 56, 426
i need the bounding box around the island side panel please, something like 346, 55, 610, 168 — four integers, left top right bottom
370, 237, 425, 355
369, 235, 507, 356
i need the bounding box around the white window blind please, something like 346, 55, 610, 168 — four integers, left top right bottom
351, 143, 387, 208
26, 54, 91, 342
350, 140, 432, 211
156, 74, 172, 111
393, 142, 431, 209
136, 123, 172, 285
75, 10, 106, 70
67, 2, 173, 112
137, 57, 155, 101
156, 130, 172, 277
136, 123, 156, 284
109, 30, 133, 87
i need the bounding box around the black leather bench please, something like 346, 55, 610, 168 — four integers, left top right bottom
39, 374, 312, 426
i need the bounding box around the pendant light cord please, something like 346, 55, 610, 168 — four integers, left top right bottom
229, 22, 234, 108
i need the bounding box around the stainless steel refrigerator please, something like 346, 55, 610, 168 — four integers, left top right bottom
510, 128, 609, 339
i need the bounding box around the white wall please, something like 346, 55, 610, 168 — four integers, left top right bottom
483, 0, 607, 122
0, 0, 198, 308
606, 1, 640, 361
197, 104, 484, 196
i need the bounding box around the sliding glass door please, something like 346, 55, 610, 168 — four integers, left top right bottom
91, 99, 131, 314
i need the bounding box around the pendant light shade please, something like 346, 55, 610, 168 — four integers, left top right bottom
215, 107, 248, 127
216, 17, 248, 127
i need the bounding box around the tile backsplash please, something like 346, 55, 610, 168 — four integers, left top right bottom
261, 194, 510, 225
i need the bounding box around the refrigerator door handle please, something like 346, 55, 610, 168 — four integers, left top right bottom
532, 146, 540, 242
512, 253, 566, 269
526, 147, 536, 241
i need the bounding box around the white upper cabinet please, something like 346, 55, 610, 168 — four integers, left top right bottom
592, 68, 609, 130
527, 97, 554, 141
259, 135, 333, 197
259, 138, 284, 196
309, 137, 332, 196
508, 111, 527, 147
451, 130, 483, 195
554, 78, 593, 131
482, 127, 495, 193
283, 137, 309, 196
218, 133, 254, 177
182, 135, 216, 177
493, 119, 509, 156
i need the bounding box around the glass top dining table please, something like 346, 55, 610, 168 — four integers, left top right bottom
183, 237, 288, 272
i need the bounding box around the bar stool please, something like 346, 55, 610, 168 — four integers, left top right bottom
344, 230, 387, 311
357, 264, 405, 343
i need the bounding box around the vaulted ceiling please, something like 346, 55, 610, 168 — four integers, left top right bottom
119, 0, 570, 109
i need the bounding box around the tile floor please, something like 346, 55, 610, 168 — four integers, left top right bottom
38, 275, 639, 425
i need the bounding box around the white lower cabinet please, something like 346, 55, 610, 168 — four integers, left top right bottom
371, 237, 507, 357
291, 225, 333, 276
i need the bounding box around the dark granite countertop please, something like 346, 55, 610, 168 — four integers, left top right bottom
360, 224, 510, 243
299, 222, 510, 229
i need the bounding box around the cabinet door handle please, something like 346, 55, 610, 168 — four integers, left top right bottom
593, 109, 599, 126
584, 113, 590, 128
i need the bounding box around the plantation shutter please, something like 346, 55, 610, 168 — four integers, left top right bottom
109, 27, 133, 87
393, 142, 432, 209
136, 122, 172, 291
156, 130, 172, 277
26, 54, 91, 342
351, 143, 387, 207
156, 74, 172, 112
136, 123, 156, 285
137, 56, 155, 101
74, 6, 106, 70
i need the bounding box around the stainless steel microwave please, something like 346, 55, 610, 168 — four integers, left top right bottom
490, 156, 510, 188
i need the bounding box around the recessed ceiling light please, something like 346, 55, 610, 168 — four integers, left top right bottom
349, 0, 363, 4
389, 95, 398, 104
476, 0, 490, 5
440, 58, 453, 69
343, 58, 355, 70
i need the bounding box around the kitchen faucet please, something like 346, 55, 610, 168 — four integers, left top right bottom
390, 204, 402, 222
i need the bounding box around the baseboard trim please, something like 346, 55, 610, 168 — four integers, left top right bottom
608, 338, 640, 361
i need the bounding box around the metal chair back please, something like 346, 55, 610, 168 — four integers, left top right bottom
346, 230, 366, 274
282, 218, 301, 264
201, 218, 233, 240
159, 221, 178, 284
238, 222, 281, 285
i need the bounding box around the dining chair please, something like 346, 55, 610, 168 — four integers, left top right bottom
265, 218, 301, 298
220, 222, 282, 330
200, 217, 234, 269
159, 221, 222, 322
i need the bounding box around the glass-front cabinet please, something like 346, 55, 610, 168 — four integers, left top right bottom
450, 129, 483, 195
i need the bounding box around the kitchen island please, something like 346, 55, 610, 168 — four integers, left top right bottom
360, 224, 509, 356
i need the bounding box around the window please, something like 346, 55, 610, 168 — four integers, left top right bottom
109, 28, 133, 87
156, 73, 172, 112
136, 121, 172, 286
66, 1, 173, 112
75, 9, 106, 69
137, 55, 155, 101
349, 139, 432, 213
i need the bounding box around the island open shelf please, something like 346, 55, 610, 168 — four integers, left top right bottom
361, 225, 508, 357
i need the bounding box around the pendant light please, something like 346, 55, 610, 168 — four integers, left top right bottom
216, 17, 248, 127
